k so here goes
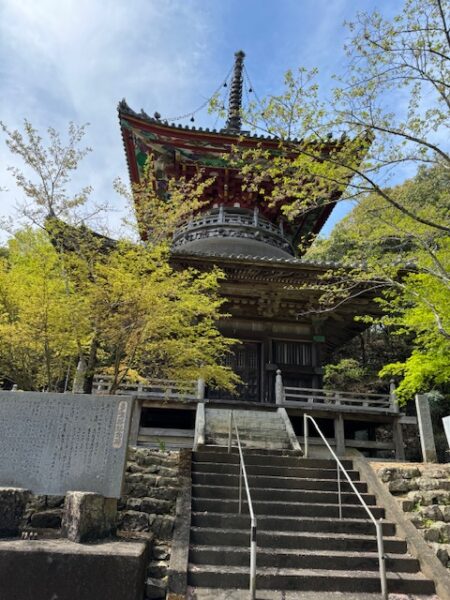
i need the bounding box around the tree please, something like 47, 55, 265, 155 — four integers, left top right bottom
0, 229, 90, 390
214, 0, 449, 401
0, 120, 98, 228
233, 0, 449, 234
306, 164, 450, 401
0, 121, 239, 394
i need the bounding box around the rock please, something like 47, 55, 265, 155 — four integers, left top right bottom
149, 487, 178, 502
119, 510, 149, 532
423, 523, 441, 542
46, 495, 65, 508
441, 505, 450, 522
402, 499, 416, 512
157, 466, 178, 478
400, 467, 421, 479
140, 474, 159, 487
158, 515, 175, 539
28, 494, 47, 511
418, 478, 443, 491
126, 498, 143, 511
127, 463, 146, 474
0, 487, 31, 536
408, 513, 423, 528
145, 577, 166, 599
126, 473, 143, 484
30, 509, 63, 529
126, 484, 149, 498
421, 505, 444, 522
152, 545, 169, 560
62, 492, 117, 542
389, 479, 411, 494
379, 468, 399, 483
147, 560, 168, 579
140, 498, 173, 515
420, 491, 450, 506
429, 469, 447, 479
435, 544, 450, 566
438, 522, 450, 543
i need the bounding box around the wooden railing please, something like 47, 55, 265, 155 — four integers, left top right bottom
275, 370, 397, 413
92, 375, 200, 400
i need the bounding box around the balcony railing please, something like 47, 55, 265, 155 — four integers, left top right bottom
275, 370, 398, 413
92, 375, 200, 400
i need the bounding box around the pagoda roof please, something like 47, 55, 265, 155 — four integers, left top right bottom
118, 99, 367, 253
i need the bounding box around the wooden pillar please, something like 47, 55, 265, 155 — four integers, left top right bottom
335, 414, 345, 457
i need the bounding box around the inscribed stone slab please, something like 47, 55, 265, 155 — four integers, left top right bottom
415, 393, 437, 463
0, 392, 134, 498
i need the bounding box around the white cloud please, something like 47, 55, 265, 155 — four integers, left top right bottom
0, 0, 221, 240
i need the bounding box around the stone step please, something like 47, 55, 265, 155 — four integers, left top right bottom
192, 461, 361, 481
187, 564, 435, 594
189, 527, 407, 554
191, 472, 368, 493
191, 498, 385, 519
191, 484, 377, 505
193, 451, 352, 470
187, 588, 439, 600
207, 436, 290, 445
191, 512, 396, 536
189, 545, 420, 573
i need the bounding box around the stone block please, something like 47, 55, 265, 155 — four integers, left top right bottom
119, 510, 150, 532
140, 497, 173, 515
400, 467, 421, 479
30, 509, 63, 529
148, 559, 168, 579
435, 544, 450, 566
388, 479, 411, 494
152, 545, 169, 560
424, 524, 441, 542
421, 505, 444, 522
402, 499, 416, 512
418, 477, 443, 491
0, 538, 148, 600
0, 487, 30, 537
62, 492, 117, 543
146, 576, 167, 599
47, 495, 65, 508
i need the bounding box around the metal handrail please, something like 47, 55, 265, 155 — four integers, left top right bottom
303, 414, 388, 599
227, 411, 257, 600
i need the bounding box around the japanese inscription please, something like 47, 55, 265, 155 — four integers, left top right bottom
0, 392, 134, 498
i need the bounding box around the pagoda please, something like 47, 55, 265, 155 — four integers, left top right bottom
118, 51, 376, 403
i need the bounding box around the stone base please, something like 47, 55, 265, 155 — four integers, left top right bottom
62, 492, 117, 542
0, 488, 30, 537
0, 538, 148, 600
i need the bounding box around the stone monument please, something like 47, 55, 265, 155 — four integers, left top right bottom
0, 391, 133, 497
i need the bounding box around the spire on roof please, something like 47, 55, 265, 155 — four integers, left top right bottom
223, 50, 245, 134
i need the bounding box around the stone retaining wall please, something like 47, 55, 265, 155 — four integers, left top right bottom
21, 447, 182, 600
373, 462, 450, 569
119, 447, 181, 599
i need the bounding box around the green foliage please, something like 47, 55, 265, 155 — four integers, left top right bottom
323, 359, 367, 392
0, 229, 89, 390
0, 122, 240, 394
308, 164, 450, 401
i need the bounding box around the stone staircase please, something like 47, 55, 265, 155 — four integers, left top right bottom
204, 408, 293, 450
187, 447, 437, 598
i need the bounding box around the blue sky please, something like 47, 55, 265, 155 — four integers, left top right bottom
0, 0, 394, 241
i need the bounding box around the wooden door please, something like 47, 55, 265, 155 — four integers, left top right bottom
208, 341, 261, 402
